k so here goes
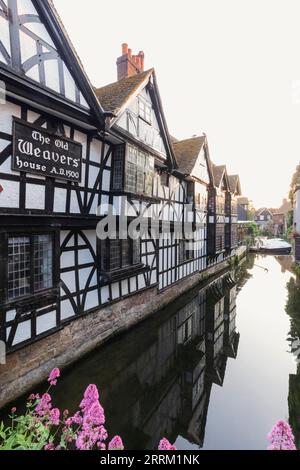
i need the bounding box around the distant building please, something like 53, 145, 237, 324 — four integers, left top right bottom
254, 200, 291, 236
254, 208, 274, 231
237, 197, 253, 221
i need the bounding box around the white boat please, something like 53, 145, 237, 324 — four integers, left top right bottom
250, 238, 292, 255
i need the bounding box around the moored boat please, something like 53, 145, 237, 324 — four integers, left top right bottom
250, 238, 292, 255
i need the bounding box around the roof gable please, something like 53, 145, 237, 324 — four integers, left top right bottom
173, 135, 212, 184
212, 164, 229, 190
228, 175, 242, 195
0, 0, 104, 123
95, 69, 177, 168
95, 69, 153, 116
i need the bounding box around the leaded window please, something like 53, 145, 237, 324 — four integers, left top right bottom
34, 235, 53, 292
112, 145, 125, 190
138, 98, 152, 123
125, 145, 137, 193
179, 239, 194, 264
215, 224, 225, 252
7, 234, 53, 301
99, 236, 141, 273
112, 144, 155, 196
8, 237, 30, 300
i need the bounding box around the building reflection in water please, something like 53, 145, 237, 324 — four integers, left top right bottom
46, 264, 251, 451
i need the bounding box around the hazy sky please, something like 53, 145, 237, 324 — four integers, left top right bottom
54, 0, 300, 208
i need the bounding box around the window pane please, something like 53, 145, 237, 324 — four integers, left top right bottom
110, 239, 121, 271
34, 234, 53, 292
137, 152, 145, 194
8, 237, 31, 300
122, 239, 131, 267
125, 145, 137, 193
132, 239, 141, 265
112, 145, 125, 190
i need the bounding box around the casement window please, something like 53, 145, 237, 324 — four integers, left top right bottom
215, 224, 225, 252
208, 191, 215, 214
112, 144, 154, 196
7, 234, 53, 301
99, 236, 141, 273
138, 98, 152, 124
216, 194, 225, 214
187, 183, 194, 204
112, 145, 125, 190
179, 239, 194, 264
160, 172, 169, 188
225, 192, 231, 215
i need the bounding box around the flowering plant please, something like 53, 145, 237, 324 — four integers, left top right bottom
268, 420, 296, 450
0, 368, 177, 451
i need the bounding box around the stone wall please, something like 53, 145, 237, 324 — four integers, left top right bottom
0, 247, 246, 408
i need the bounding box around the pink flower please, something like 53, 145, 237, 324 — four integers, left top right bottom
65, 411, 83, 427
97, 442, 106, 450
268, 420, 296, 450
44, 443, 55, 451
11, 407, 16, 414
35, 393, 52, 417
48, 368, 60, 386
49, 408, 60, 426
108, 436, 124, 450
158, 438, 177, 451
80, 384, 99, 413
76, 428, 99, 451
83, 401, 105, 428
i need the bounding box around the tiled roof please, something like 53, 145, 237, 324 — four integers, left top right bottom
228, 175, 239, 193
172, 136, 206, 175
212, 164, 226, 187
95, 69, 154, 114
238, 197, 249, 205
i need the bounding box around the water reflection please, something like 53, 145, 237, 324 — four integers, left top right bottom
47, 263, 252, 450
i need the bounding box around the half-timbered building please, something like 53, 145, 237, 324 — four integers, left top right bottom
0, 1, 245, 406
207, 165, 229, 264
0, 0, 112, 352
95, 47, 212, 292
228, 174, 242, 251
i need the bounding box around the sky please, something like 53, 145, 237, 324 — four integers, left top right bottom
53, 0, 300, 208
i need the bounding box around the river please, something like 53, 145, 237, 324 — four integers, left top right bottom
2, 254, 299, 450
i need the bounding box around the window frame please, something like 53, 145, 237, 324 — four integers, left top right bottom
98, 233, 145, 283
0, 228, 60, 307
179, 238, 194, 265
112, 144, 154, 198
138, 97, 152, 125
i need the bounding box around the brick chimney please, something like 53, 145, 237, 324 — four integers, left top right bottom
117, 43, 145, 81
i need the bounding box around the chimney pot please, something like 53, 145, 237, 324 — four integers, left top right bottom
117, 44, 145, 80
138, 51, 145, 71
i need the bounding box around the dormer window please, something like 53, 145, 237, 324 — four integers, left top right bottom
138, 98, 152, 124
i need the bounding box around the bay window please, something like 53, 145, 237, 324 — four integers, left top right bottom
112, 144, 154, 197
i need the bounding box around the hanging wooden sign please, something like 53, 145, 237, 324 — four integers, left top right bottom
12, 118, 82, 183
